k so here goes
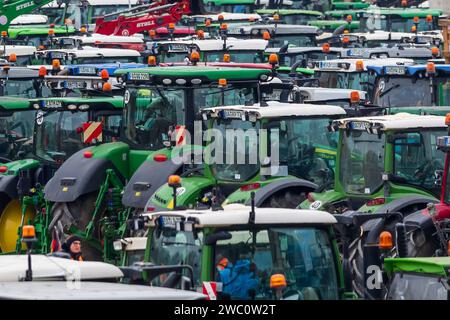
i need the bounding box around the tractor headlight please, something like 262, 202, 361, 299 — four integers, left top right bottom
67, 104, 77, 110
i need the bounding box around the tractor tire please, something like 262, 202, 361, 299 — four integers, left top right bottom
348, 202, 430, 298
260, 189, 307, 208
50, 192, 104, 261
0, 198, 34, 253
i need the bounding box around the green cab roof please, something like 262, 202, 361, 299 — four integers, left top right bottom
0, 97, 33, 111
115, 66, 271, 82
308, 20, 360, 29
327, 7, 443, 18
7, 26, 76, 38
277, 66, 314, 75
384, 257, 450, 278
256, 9, 323, 16
332, 1, 370, 9
389, 106, 450, 116
30, 96, 123, 110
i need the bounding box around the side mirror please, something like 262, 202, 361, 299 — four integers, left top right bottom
204, 231, 232, 245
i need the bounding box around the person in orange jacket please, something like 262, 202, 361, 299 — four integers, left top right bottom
61, 235, 84, 261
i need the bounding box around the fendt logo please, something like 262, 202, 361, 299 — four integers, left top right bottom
16, 1, 34, 11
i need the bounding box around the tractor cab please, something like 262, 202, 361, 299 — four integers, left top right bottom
152, 39, 268, 64
312, 58, 414, 98
0, 45, 37, 66
368, 63, 450, 108
343, 46, 439, 64
145, 101, 345, 212
35, 47, 141, 66
6, 25, 77, 48
267, 45, 346, 67
37, 0, 67, 25
228, 24, 320, 48
256, 9, 324, 25
203, 0, 293, 13
125, 206, 350, 300
52, 34, 146, 52
384, 257, 450, 300
191, 12, 262, 30
300, 113, 447, 213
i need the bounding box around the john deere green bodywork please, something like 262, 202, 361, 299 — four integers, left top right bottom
384, 257, 450, 277
299, 117, 445, 214
0, 0, 56, 32
7, 25, 76, 47
256, 9, 323, 24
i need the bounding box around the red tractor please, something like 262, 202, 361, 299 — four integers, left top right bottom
93, 0, 205, 36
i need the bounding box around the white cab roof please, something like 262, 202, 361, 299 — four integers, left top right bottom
315, 57, 415, 72
85, 0, 139, 4
299, 87, 367, 101
0, 255, 123, 282
193, 12, 262, 21
335, 113, 446, 130
0, 282, 205, 300
158, 38, 268, 51
229, 24, 319, 35
0, 45, 36, 56
11, 14, 48, 25
40, 47, 140, 58
204, 100, 346, 118
57, 34, 144, 44
146, 205, 337, 227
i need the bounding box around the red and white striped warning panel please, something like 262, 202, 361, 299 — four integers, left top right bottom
174, 125, 186, 146
83, 121, 103, 143
202, 281, 218, 300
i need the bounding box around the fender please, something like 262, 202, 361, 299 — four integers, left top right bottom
122, 159, 183, 209
244, 178, 318, 207
144, 176, 215, 212
44, 148, 125, 203
0, 175, 18, 200
362, 196, 438, 232
0, 159, 41, 200
402, 209, 435, 234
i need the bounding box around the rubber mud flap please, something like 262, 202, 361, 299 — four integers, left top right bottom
44, 149, 121, 202
0, 175, 18, 199
122, 160, 182, 209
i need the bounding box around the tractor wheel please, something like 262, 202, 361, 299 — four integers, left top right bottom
0, 199, 34, 253
260, 189, 307, 208
348, 203, 430, 298
50, 192, 104, 261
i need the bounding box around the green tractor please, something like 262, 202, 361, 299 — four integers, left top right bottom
0, 74, 123, 254
119, 203, 357, 300
384, 257, 450, 300
144, 101, 346, 213
44, 65, 273, 262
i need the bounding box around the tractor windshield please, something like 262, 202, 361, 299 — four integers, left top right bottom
213, 227, 339, 300
0, 79, 51, 99
387, 272, 448, 300
438, 78, 450, 106
203, 3, 255, 13
0, 110, 35, 162
35, 110, 88, 164
124, 87, 186, 150
204, 51, 264, 63
361, 14, 437, 33
339, 129, 385, 195
270, 34, 317, 48
209, 118, 260, 182
393, 130, 445, 195
282, 15, 321, 25
73, 57, 140, 64
317, 71, 371, 92
373, 77, 432, 108
150, 221, 203, 287
267, 117, 338, 186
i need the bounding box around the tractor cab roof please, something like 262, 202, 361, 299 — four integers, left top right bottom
345, 30, 443, 43
228, 24, 320, 35
0, 97, 33, 111
116, 65, 271, 84
367, 64, 450, 76
298, 87, 367, 102
343, 46, 434, 59
256, 9, 323, 16
267, 46, 346, 55
0, 67, 39, 79
0, 45, 36, 57
327, 7, 443, 18
384, 257, 450, 277
54, 34, 144, 48
65, 62, 147, 76
191, 12, 262, 23
30, 96, 123, 111
202, 101, 346, 119
11, 14, 48, 26
156, 38, 268, 52
36, 47, 141, 62
313, 58, 414, 72
334, 113, 446, 131
145, 205, 337, 227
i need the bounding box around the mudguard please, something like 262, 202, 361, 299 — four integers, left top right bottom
44, 148, 124, 203
362, 196, 438, 232
0, 175, 18, 200
246, 178, 318, 207
122, 160, 183, 209
403, 209, 435, 233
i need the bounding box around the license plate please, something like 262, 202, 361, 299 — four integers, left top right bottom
159, 216, 181, 229
348, 48, 366, 57
223, 110, 244, 119
167, 44, 189, 52
319, 61, 339, 69
128, 72, 150, 81
77, 66, 96, 75
349, 121, 368, 130
385, 66, 405, 75
45, 100, 62, 108
64, 81, 85, 89
50, 52, 64, 59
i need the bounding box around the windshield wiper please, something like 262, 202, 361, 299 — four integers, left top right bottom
379, 84, 400, 98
